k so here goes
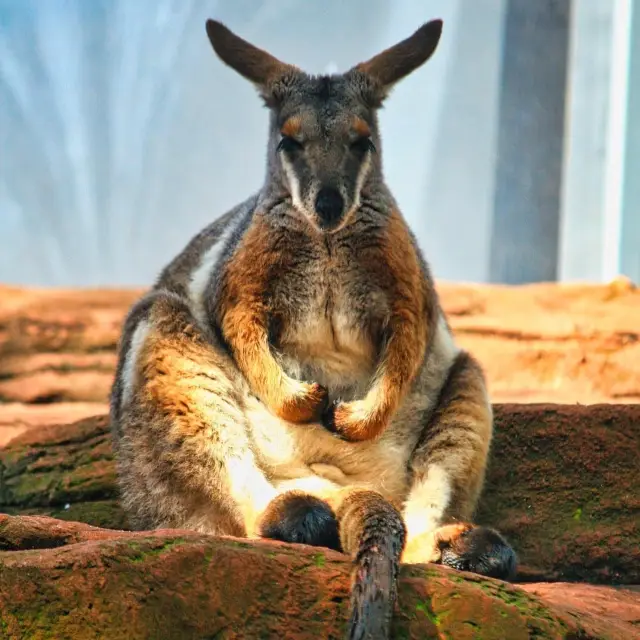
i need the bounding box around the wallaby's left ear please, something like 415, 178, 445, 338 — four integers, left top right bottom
205, 19, 299, 91
353, 19, 443, 93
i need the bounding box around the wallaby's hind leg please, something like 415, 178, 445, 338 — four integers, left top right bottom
257, 491, 342, 551
259, 488, 406, 640
111, 291, 278, 537
402, 350, 517, 580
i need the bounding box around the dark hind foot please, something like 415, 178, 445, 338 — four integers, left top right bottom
438, 523, 517, 581
257, 491, 341, 551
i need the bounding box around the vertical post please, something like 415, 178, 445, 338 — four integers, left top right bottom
558, 1, 617, 281
421, 0, 507, 283
489, 0, 572, 284
602, 0, 633, 281
620, 0, 640, 283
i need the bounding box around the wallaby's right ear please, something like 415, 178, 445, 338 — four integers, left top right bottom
205, 20, 298, 94
354, 19, 443, 98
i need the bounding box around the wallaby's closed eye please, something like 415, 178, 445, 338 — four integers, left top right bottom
110, 18, 517, 640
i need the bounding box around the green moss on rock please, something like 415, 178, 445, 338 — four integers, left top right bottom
1, 521, 633, 640
1, 404, 639, 586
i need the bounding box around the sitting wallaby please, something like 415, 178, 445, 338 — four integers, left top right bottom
110, 17, 517, 640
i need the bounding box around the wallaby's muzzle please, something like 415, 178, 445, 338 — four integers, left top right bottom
314, 187, 344, 230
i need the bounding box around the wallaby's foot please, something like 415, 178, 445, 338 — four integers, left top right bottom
402, 523, 517, 581
276, 381, 329, 423
257, 491, 341, 551
322, 399, 388, 442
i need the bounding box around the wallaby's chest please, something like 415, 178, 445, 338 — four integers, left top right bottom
269, 237, 390, 395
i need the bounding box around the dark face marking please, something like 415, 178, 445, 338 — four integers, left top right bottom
271, 74, 380, 231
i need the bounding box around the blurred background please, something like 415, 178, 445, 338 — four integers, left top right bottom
0, 0, 638, 288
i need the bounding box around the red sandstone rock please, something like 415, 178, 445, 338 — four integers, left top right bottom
522, 582, 640, 640
0, 513, 637, 640
0, 402, 106, 447
1, 406, 638, 586
2, 281, 639, 636
1, 280, 640, 407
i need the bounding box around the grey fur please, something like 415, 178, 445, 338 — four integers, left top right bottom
110, 18, 515, 640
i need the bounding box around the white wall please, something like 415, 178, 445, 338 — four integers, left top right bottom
9, 1, 638, 287
0, 0, 510, 287
559, 0, 633, 283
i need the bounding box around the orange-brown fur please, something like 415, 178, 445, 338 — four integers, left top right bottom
281, 115, 303, 138
352, 115, 371, 138
215, 215, 328, 423
330, 210, 435, 441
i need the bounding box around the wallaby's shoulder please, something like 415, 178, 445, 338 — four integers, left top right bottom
110, 194, 258, 402
153, 193, 259, 298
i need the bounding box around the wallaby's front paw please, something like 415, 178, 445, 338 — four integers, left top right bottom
276, 381, 328, 423
402, 523, 517, 581
322, 399, 388, 442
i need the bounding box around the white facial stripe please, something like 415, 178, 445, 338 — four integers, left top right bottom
354, 153, 372, 209
280, 153, 304, 213
280, 153, 322, 231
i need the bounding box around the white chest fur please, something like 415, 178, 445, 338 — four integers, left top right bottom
278, 300, 378, 401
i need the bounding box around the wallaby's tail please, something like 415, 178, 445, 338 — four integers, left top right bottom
337, 491, 406, 640
257, 489, 406, 639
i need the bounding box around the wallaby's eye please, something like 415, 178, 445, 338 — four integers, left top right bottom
350, 137, 376, 154
277, 136, 303, 154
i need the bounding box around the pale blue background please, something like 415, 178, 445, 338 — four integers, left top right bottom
0, 1, 637, 286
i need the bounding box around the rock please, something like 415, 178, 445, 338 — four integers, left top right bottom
2, 281, 640, 405
438, 280, 640, 404
523, 582, 640, 640
0, 402, 107, 447
0, 415, 126, 530
476, 403, 640, 585
2, 281, 639, 636
1, 405, 638, 585
0, 513, 637, 640
0, 285, 140, 405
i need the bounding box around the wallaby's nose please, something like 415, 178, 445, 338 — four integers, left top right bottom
315, 188, 344, 229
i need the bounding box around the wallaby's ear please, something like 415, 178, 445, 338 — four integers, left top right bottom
205, 19, 298, 90
354, 20, 443, 93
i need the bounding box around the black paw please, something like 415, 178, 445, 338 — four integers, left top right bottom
315, 384, 331, 420
321, 399, 338, 431
321, 399, 346, 438
257, 492, 341, 551
440, 526, 517, 581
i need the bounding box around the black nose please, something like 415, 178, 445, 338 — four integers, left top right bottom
314, 188, 344, 229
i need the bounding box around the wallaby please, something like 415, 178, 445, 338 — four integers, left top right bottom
110, 18, 517, 640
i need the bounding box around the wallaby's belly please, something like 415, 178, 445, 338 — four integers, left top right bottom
246, 301, 414, 504
244, 391, 413, 504
245, 310, 459, 505
250, 274, 416, 503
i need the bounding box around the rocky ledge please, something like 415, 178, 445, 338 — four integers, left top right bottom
1, 281, 640, 638
1, 278, 639, 426
0, 513, 638, 640
2, 404, 639, 586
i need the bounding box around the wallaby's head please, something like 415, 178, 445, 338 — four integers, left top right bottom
205, 19, 443, 231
